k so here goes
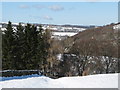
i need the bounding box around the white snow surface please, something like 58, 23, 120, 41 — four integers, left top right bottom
52, 32, 77, 36
0, 73, 118, 89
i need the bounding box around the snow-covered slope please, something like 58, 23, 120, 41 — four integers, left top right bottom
52, 32, 77, 37
0, 73, 118, 89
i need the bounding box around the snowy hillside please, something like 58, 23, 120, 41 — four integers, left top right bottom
0, 73, 118, 89
52, 32, 77, 37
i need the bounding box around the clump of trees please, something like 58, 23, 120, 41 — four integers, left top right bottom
69, 39, 118, 75
1, 21, 119, 78
2, 21, 53, 76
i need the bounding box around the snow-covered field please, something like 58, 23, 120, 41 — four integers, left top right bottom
0, 73, 118, 89
52, 32, 78, 36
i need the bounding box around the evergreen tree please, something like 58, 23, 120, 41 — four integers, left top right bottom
22, 24, 40, 69
2, 21, 16, 70
36, 26, 48, 74
22, 23, 31, 69
15, 23, 25, 69
29, 25, 39, 69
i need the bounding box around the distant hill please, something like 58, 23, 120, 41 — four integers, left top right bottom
62, 23, 119, 55
71, 23, 119, 42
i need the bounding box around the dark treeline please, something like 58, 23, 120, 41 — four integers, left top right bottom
1, 21, 119, 78
2, 21, 51, 74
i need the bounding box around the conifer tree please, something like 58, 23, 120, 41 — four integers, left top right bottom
29, 25, 39, 69
23, 23, 32, 69
15, 23, 25, 69
36, 26, 48, 74
2, 21, 16, 70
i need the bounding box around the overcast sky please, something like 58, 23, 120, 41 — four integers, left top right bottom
1, 2, 118, 25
